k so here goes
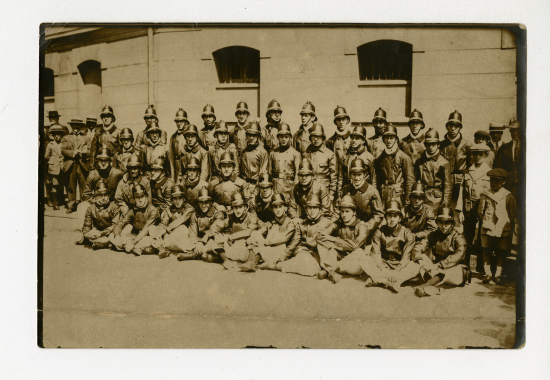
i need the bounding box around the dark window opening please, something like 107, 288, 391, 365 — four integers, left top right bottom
213, 46, 260, 84
357, 40, 412, 81
78, 60, 102, 87
42, 68, 55, 97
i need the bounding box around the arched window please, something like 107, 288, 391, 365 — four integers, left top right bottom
41, 68, 55, 97
357, 40, 412, 81
213, 46, 260, 84
78, 60, 102, 87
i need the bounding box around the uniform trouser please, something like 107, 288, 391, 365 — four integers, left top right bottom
317, 243, 369, 276
417, 254, 467, 286
66, 163, 88, 209
278, 246, 321, 277
46, 174, 62, 203
481, 235, 512, 276
82, 228, 111, 248
44, 169, 52, 203
361, 256, 420, 287
153, 225, 199, 253
248, 231, 288, 266
463, 216, 483, 270
110, 224, 154, 252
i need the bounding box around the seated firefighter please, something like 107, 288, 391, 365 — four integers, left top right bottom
114, 154, 152, 215
361, 200, 420, 293
413, 207, 470, 298
76, 180, 121, 249
200, 193, 260, 270
208, 151, 246, 212
110, 184, 160, 256
181, 157, 210, 210
149, 157, 175, 213
242, 193, 302, 272
315, 195, 369, 284
154, 185, 196, 259
177, 188, 226, 262
278, 194, 334, 277
288, 159, 332, 220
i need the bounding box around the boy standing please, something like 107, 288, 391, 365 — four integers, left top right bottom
44, 125, 65, 210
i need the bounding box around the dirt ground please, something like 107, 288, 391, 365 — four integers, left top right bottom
40, 207, 518, 349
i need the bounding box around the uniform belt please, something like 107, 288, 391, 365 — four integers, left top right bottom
315, 174, 329, 180
245, 177, 257, 184
272, 173, 294, 180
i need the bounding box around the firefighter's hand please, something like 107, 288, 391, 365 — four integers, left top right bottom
195, 242, 205, 256
458, 211, 464, 224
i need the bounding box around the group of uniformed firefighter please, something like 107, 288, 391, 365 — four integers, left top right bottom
42, 100, 520, 297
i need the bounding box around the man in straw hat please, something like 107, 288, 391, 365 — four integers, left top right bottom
340, 125, 376, 196
473, 130, 495, 167
208, 152, 246, 211
208, 120, 240, 182
374, 123, 415, 208
76, 180, 121, 250
488, 122, 505, 155
179, 124, 209, 183
169, 108, 190, 182
315, 195, 370, 284
114, 154, 152, 215
110, 184, 160, 256
367, 107, 388, 159
456, 143, 492, 272
293, 101, 317, 155
494, 117, 521, 195
288, 159, 332, 220
241, 193, 302, 272
399, 109, 426, 165
263, 99, 284, 153
362, 200, 420, 293
62, 117, 91, 213
240, 121, 269, 200
478, 168, 516, 284
413, 207, 469, 297
134, 104, 168, 153
90, 105, 120, 170
268, 123, 301, 201
413, 128, 452, 213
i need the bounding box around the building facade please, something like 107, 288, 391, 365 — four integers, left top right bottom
41, 25, 518, 142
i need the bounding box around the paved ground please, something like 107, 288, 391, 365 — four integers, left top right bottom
41, 207, 518, 348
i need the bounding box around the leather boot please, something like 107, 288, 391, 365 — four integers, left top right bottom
52, 197, 59, 210
177, 252, 197, 261
47, 199, 53, 207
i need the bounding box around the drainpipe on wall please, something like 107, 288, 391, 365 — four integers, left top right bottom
148, 27, 154, 104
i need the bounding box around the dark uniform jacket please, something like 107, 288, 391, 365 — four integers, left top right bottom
263, 120, 282, 153
288, 180, 332, 220
134, 126, 168, 153
188, 203, 226, 241
181, 177, 209, 209
371, 224, 415, 267
84, 167, 124, 203
293, 124, 312, 155
208, 141, 240, 180
114, 173, 152, 214
413, 150, 452, 208
150, 175, 175, 212
374, 147, 415, 206
160, 203, 195, 228
208, 176, 246, 210
326, 129, 352, 167
61, 132, 91, 172
143, 143, 171, 176
240, 144, 269, 182
297, 216, 333, 254
169, 131, 186, 183
180, 144, 210, 183
341, 181, 384, 240
199, 123, 217, 152
325, 217, 369, 255
257, 215, 302, 260
402, 204, 437, 240
230, 121, 253, 155
113, 203, 159, 238
268, 145, 301, 195
303, 144, 338, 196
399, 133, 426, 166
210, 211, 259, 242
340, 144, 377, 193
493, 140, 520, 194
82, 202, 121, 235
90, 125, 121, 170
249, 193, 275, 223
423, 229, 467, 269
366, 134, 385, 159
440, 133, 472, 202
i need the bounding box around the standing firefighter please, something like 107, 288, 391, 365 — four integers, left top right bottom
399, 109, 426, 165
367, 107, 388, 159
340, 125, 376, 195
114, 154, 152, 215
249, 172, 276, 223
374, 123, 415, 207
115, 128, 138, 173
414, 128, 452, 213
90, 105, 120, 170
240, 121, 269, 200
208, 152, 246, 212
478, 169, 516, 284
288, 159, 332, 220
268, 123, 301, 201
439, 110, 472, 216
181, 157, 209, 209
208, 121, 240, 182
199, 104, 218, 151
142, 121, 172, 178
149, 157, 175, 213
179, 124, 210, 183
494, 117, 521, 195
230, 101, 253, 155
168, 108, 190, 183
134, 104, 168, 153
293, 101, 317, 155
302, 123, 338, 207
263, 99, 284, 153
326, 106, 353, 171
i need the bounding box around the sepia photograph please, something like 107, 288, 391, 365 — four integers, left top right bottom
38, 23, 525, 349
